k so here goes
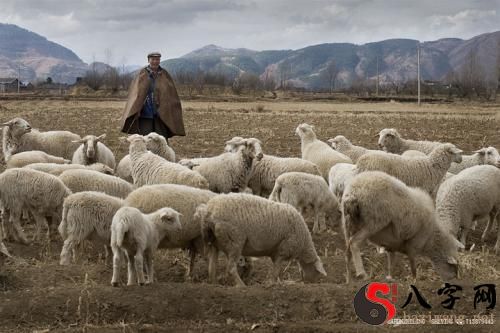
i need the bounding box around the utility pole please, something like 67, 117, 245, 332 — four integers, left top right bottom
17, 65, 20, 94
417, 42, 421, 106
376, 56, 379, 97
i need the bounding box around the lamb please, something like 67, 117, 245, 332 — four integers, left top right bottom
448, 147, 500, 174
269, 172, 341, 234
2, 117, 80, 162
295, 123, 352, 181
328, 163, 357, 199
327, 135, 378, 163
59, 169, 133, 199
110, 206, 182, 286
0, 168, 71, 243
6, 150, 70, 169
127, 134, 208, 189
197, 193, 327, 286
25, 162, 114, 176
58, 191, 124, 265
356, 143, 463, 196
223, 136, 321, 197
377, 128, 444, 155
116, 132, 175, 182
71, 134, 116, 169
342, 171, 464, 282
192, 138, 263, 193
124, 183, 216, 279
436, 165, 500, 252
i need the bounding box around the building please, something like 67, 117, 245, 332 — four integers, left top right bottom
0, 78, 19, 93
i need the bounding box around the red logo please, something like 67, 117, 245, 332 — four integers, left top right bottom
353, 283, 398, 325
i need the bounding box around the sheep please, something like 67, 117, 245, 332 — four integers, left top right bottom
0, 240, 11, 271
377, 128, 444, 155
0, 168, 71, 243
71, 134, 116, 169
327, 135, 378, 163
2, 117, 80, 162
58, 191, 124, 265
356, 143, 463, 196
197, 193, 327, 287
124, 184, 216, 279
342, 171, 464, 282
223, 136, 321, 197
59, 169, 133, 199
295, 123, 352, 181
269, 172, 341, 234
116, 132, 176, 183
127, 134, 208, 189
25, 162, 114, 176
401, 150, 427, 158
436, 165, 500, 252
6, 150, 70, 169
448, 147, 500, 174
192, 138, 263, 193
328, 163, 357, 199
110, 206, 182, 286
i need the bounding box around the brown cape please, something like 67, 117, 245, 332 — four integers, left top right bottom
120, 66, 185, 137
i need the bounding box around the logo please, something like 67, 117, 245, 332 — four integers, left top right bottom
353, 283, 398, 325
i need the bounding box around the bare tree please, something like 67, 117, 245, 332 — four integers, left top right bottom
278, 60, 292, 91
322, 59, 339, 93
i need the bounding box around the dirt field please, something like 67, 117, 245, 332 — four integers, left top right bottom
0, 98, 499, 332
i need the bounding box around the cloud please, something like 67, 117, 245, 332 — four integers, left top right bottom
0, 0, 498, 65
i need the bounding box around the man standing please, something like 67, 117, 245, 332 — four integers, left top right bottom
120, 52, 185, 139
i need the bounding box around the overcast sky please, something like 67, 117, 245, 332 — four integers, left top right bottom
1, 0, 499, 66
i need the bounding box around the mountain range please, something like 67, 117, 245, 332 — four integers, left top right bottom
0, 22, 498, 88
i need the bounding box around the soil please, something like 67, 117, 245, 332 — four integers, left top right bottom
0, 99, 499, 332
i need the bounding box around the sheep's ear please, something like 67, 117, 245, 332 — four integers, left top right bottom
315, 260, 327, 276
72, 138, 86, 144
473, 149, 486, 155
450, 147, 463, 155
96, 134, 106, 141
0, 242, 11, 257
447, 256, 458, 265
1, 120, 13, 127
451, 236, 465, 249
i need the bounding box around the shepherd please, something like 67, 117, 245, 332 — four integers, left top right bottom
120, 51, 185, 140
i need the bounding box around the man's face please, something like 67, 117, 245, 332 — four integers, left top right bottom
148, 56, 161, 69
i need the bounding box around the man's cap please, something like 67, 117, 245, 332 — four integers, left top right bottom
147, 52, 162, 58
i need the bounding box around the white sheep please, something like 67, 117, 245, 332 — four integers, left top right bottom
0, 168, 71, 243
295, 123, 352, 181
58, 191, 124, 265
356, 143, 463, 196
127, 134, 208, 189
327, 135, 378, 163
269, 172, 341, 234
124, 183, 216, 279
223, 136, 321, 197
110, 206, 182, 286
25, 162, 114, 176
436, 165, 500, 252
401, 150, 427, 158
377, 128, 444, 154
59, 169, 133, 199
328, 163, 357, 199
116, 132, 175, 183
192, 138, 262, 193
6, 150, 70, 169
197, 193, 327, 286
342, 171, 464, 282
2, 117, 80, 162
448, 147, 500, 174
71, 134, 116, 169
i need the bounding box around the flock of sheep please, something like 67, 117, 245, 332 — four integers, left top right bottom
1, 116, 500, 287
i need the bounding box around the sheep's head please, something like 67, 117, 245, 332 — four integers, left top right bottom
327, 135, 351, 150
429, 231, 464, 281
300, 259, 327, 283
74, 134, 106, 160
295, 123, 316, 140
2, 117, 32, 137
238, 139, 263, 161
474, 147, 500, 168
438, 143, 463, 164
145, 132, 168, 152
157, 207, 182, 239
377, 128, 400, 152
89, 163, 114, 175
224, 136, 245, 153
126, 134, 147, 152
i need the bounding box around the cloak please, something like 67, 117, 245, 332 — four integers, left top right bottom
120, 66, 185, 137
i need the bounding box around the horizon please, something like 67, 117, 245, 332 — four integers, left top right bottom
1, 0, 498, 66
